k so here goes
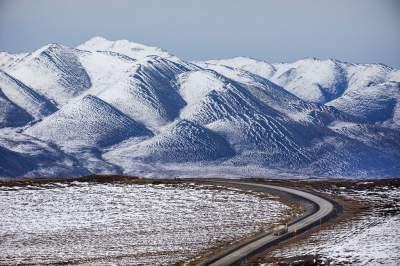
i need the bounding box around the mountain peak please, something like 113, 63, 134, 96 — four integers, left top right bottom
202, 56, 276, 79
85, 36, 109, 44
287, 57, 338, 65
77, 36, 171, 60
32, 43, 68, 56
78, 36, 118, 49
205, 56, 271, 66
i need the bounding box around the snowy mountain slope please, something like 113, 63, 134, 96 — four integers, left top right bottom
203, 57, 276, 79
196, 63, 355, 125
0, 70, 57, 120
205, 57, 400, 126
271, 59, 400, 126
328, 81, 400, 128
25, 95, 152, 147
74, 49, 137, 98
177, 70, 314, 166
205, 57, 348, 103
0, 89, 33, 128
269, 58, 348, 103
344, 63, 394, 90
0, 52, 27, 69
192, 63, 301, 109
329, 121, 400, 156
390, 70, 400, 82
0, 131, 89, 178
77, 36, 198, 71
98, 56, 192, 130
205, 57, 399, 105
5, 44, 92, 105
325, 63, 400, 127
303, 133, 400, 178
0, 37, 399, 179
177, 69, 286, 122
105, 120, 234, 164
54, 144, 124, 176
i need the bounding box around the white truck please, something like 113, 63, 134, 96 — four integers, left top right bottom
272, 224, 288, 236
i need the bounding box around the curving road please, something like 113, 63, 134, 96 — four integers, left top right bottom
197, 181, 337, 266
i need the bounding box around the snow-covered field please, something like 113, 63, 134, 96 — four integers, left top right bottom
0, 182, 290, 265
258, 182, 400, 265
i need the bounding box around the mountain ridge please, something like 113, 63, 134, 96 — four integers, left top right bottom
0, 37, 399, 179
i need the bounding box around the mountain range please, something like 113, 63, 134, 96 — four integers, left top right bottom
1, 37, 399, 179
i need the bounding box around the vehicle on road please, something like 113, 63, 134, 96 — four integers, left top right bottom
273, 224, 288, 236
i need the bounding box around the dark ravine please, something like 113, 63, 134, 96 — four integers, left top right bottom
193, 180, 341, 266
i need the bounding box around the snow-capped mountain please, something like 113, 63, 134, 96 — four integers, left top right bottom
5, 44, 92, 105
77, 36, 172, 61
98, 55, 193, 130
26, 95, 151, 147
0, 37, 399, 179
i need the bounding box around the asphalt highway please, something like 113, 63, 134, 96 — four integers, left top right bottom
198, 181, 336, 266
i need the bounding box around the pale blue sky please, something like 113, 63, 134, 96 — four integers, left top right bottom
0, 0, 399, 67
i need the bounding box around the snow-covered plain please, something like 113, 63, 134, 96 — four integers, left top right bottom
261, 183, 400, 265
0, 182, 291, 265
0, 37, 399, 179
